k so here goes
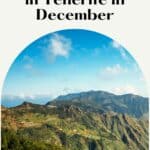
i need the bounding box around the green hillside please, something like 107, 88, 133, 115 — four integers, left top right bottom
1, 92, 149, 150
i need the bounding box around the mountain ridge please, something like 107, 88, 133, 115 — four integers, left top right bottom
53, 90, 148, 101
3, 90, 148, 119
46, 90, 148, 118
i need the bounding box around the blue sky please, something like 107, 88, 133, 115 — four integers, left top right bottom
2, 29, 148, 99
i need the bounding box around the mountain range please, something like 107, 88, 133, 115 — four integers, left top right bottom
1, 90, 149, 150
47, 90, 148, 118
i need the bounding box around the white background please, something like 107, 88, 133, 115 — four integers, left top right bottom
0, 0, 150, 98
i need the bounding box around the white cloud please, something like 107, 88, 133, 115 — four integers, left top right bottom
111, 40, 122, 49
49, 34, 72, 59
120, 49, 128, 60
111, 40, 129, 61
112, 85, 140, 95
23, 55, 34, 72
100, 64, 127, 77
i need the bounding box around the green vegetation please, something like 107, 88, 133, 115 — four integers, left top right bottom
1, 91, 149, 150
2, 129, 63, 150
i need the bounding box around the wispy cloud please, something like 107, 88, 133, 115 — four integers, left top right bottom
111, 40, 129, 61
100, 64, 128, 79
24, 64, 33, 70
112, 85, 140, 95
111, 40, 122, 49
23, 55, 33, 64
23, 55, 34, 71
48, 34, 72, 60
22, 55, 42, 77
